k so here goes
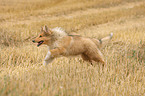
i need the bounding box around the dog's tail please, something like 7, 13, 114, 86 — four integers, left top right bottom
92, 33, 113, 48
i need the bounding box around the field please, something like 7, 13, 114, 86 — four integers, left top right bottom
0, 0, 145, 96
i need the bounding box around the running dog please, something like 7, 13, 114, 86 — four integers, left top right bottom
32, 26, 113, 66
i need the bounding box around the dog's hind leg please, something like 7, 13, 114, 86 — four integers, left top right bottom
85, 48, 105, 66
92, 50, 106, 66
81, 53, 93, 65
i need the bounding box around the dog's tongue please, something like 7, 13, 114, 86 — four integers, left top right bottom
37, 41, 43, 47
37, 43, 41, 47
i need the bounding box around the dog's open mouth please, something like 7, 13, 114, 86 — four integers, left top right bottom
37, 41, 44, 47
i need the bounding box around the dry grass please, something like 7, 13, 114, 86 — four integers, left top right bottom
0, 0, 145, 96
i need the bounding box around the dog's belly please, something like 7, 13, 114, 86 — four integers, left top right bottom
65, 45, 86, 56
65, 51, 83, 56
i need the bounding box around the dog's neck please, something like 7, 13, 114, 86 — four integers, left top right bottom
48, 27, 67, 49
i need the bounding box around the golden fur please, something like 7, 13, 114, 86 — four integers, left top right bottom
32, 26, 113, 66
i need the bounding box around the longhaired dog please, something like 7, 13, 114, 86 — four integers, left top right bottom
32, 26, 113, 66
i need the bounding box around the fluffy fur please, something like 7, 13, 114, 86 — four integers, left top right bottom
32, 25, 113, 66
51, 27, 67, 39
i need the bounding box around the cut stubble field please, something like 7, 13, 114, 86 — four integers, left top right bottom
0, 0, 144, 96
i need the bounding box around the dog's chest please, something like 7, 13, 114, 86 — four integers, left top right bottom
50, 40, 60, 49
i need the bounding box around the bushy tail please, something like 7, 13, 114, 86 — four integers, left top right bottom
92, 33, 113, 48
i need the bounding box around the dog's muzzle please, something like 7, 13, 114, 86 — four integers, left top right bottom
32, 40, 35, 43
32, 40, 44, 47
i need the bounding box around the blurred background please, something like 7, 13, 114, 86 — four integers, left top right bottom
0, 0, 144, 96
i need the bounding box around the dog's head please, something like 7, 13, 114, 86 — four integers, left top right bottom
32, 25, 52, 47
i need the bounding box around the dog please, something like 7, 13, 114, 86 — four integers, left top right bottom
32, 25, 113, 66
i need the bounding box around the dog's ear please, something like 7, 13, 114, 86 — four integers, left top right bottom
42, 25, 52, 34
42, 25, 48, 32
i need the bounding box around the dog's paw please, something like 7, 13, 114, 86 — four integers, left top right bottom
43, 58, 54, 66
110, 33, 113, 38
44, 51, 51, 61
43, 61, 47, 66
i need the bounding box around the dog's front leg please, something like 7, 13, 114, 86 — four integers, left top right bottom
43, 47, 66, 66
50, 47, 66, 57
43, 51, 54, 66
43, 58, 54, 66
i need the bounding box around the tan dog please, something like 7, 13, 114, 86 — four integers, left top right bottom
32, 26, 113, 66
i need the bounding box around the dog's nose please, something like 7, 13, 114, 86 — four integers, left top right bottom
32, 40, 35, 43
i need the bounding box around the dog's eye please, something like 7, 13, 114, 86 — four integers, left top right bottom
39, 35, 42, 37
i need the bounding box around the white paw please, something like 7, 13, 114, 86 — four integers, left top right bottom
44, 51, 51, 61
43, 58, 54, 66
43, 60, 48, 66
110, 33, 113, 38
